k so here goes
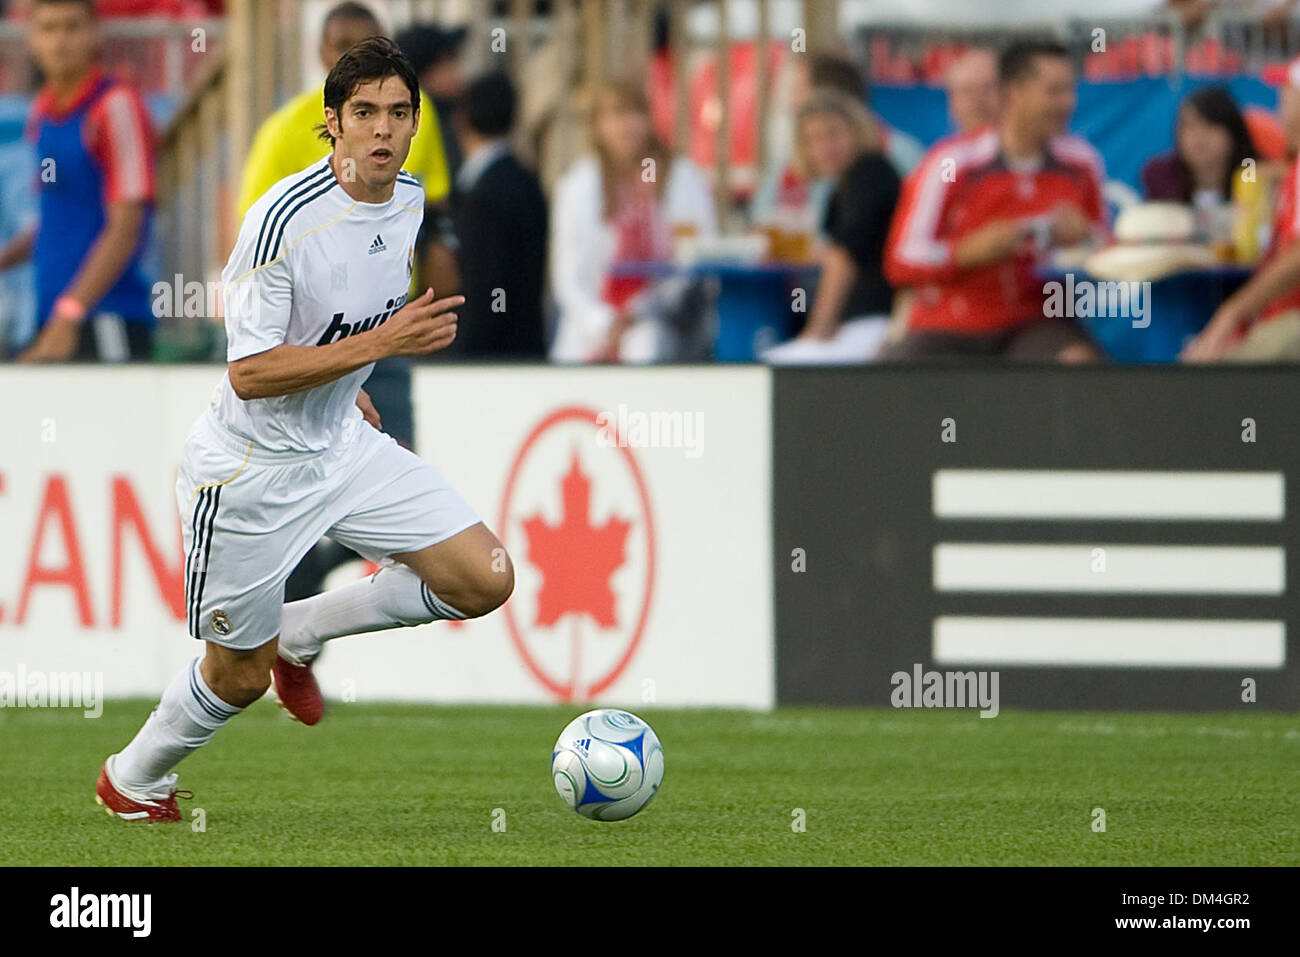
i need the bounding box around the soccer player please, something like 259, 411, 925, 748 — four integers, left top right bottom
0, 0, 156, 363
237, 1, 453, 450
95, 37, 514, 822
237, 2, 450, 221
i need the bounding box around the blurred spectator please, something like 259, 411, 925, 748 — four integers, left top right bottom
945, 48, 999, 134
792, 90, 900, 352
1183, 57, 1300, 361
808, 54, 926, 175
5, 0, 221, 15
394, 23, 468, 181
881, 40, 1107, 362
0, 143, 37, 357
752, 53, 919, 233
1, 0, 156, 362
1141, 86, 1255, 211
875, 45, 997, 353
441, 72, 547, 359
549, 77, 716, 364
394, 22, 467, 310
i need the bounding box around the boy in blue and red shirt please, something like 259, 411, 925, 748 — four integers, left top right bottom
0, 0, 156, 362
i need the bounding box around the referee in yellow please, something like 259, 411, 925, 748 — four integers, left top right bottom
237, 1, 453, 600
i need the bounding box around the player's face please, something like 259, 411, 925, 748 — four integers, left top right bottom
328, 77, 418, 191
28, 1, 99, 83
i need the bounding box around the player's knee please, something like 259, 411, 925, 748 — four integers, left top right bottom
493, 554, 516, 609
206, 660, 271, 708
454, 554, 514, 619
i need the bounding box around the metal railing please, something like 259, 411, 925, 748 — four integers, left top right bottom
0, 17, 225, 96
856, 9, 1300, 84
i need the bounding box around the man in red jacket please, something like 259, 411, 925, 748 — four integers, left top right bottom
881, 40, 1107, 361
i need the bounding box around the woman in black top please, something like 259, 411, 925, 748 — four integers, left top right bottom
794, 89, 901, 341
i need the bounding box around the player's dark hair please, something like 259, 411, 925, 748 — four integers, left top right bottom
316, 35, 420, 145
323, 1, 379, 32
999, 39, 1070, 85
460, 72, 517, 138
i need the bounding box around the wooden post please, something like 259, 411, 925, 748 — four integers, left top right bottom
669, 0, 689, 152
583, 0, 607, 89
629, 0, 655, 80
224, 0, 253, 186
201, 83, 229, 283
715, 0, 732, 226
756, 0, 771, 183
801, 0, 839, 55
510, 0, 531, 79
253, 0, 277, 126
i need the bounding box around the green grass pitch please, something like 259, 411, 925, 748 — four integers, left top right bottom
1, 701, 1296, 866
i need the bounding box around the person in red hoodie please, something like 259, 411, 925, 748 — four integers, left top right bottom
881, 40, 1107, 362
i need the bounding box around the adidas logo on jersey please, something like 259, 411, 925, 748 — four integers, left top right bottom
368, 234, 387, 255
316, 291, 409, 345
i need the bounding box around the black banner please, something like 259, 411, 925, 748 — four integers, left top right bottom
773, 367, 1299, 710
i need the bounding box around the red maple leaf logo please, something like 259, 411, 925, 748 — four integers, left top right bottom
522, 450, 630, 628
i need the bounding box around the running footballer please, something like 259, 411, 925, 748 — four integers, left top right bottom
95, 37, 513, 821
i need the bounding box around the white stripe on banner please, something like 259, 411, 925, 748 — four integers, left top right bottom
932, 470, 1285, 521
933, 544, 1285, 595
933, 617, 1286, 668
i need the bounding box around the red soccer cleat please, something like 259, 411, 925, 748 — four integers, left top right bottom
95, 762, 191, 823
272, 655, 324, 726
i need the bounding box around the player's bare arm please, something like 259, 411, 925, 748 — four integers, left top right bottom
227, 288, 464, 400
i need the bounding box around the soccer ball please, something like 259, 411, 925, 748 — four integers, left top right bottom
551, 709, 664, 821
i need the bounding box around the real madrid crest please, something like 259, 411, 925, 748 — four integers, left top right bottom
211, 610, 232, 636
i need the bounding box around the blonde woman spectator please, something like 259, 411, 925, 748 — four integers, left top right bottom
792, 90, 900, 349
549, 78, 716, 363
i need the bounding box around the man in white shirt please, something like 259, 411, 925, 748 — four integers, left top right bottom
95, 38, 514, 822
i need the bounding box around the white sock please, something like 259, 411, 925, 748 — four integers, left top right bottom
112, 657, 242, 794
278, 563, 466, 665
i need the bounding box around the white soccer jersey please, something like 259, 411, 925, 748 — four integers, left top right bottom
215, 156, 424, 452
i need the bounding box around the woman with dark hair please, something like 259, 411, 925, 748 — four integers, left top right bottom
1141, 86, 1256, 212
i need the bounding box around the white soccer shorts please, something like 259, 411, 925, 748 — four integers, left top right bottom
176, 408, 481, 650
